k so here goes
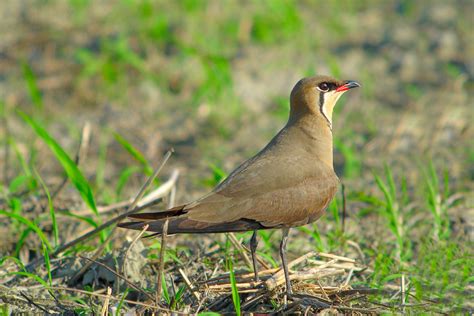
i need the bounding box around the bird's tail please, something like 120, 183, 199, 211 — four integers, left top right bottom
118, 205, 266, 234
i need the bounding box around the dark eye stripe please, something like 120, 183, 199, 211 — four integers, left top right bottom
319, 91, 331, 128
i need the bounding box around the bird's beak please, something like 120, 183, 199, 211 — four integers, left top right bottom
335, 80, 361, 92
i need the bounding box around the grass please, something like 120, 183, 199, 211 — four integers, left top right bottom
423, 161, 451, 241
228, 258, 241, 315
34, 168, 59, 248
0, 0, 472, 314
373, 165, 409, 261
22, 62, 43, 110
20, 112, 99, 216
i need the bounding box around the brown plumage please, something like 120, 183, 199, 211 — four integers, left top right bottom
118, 75, 360, 296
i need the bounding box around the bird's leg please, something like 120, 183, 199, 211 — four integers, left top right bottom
250, 230, 259, 282
280, 228, 292, 298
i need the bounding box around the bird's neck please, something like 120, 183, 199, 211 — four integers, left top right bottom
288, 115, 334, 168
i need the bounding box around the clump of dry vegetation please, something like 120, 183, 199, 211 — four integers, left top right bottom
0, 0, 472, 314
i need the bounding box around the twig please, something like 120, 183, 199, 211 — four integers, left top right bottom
194, 290, 208, 314
227, 233, 252, 269
265, 251, 317, 289
129, 149, 174, 212
307, 259, 361, 271
240, 292, 266, 310
267, 268, 345, 291
239, 243, 270, 270
168, 183, 176, 209
332, 288, 384, 297
53, 197, 161, 257
46, 286, 186, 313
317, 252, 355, 263
68, 227, 116, 285
207, 281, 257, 291
155, 219, 169, 306
316, 279, 330, 301
333, 305, 381, 313
178, 268, 201, 301
313, 258, 338, 270
342, 268, 354, 288
202, 267, 280, 285
73, 169, 179, 217
72, 168, 179, 217
304, 305, 311, 316
287, 293, 331, 309
122, 224, 149, 281
346, 240, 365, 262
19, 291, 50, 313
101, 287, 111, 316
132, 169, 179, 208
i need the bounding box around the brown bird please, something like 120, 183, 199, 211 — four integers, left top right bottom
119, 75, 360, 296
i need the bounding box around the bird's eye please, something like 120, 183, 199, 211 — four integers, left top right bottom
317, 82, 330, 92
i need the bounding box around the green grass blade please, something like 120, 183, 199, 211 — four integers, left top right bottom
161, 273, 170, 305
9, 138, 37, 190
115, 288, 129, 316
7, 271, 48, 287
22, 62, 43, 109
116, 165, 141, 197
171, 285, 186, 309
373, 172, 394, 214
34, 169, 59, 247
42, 243, 52, 286
8, 174, 35, 194
228, 259, 241, 315
19, 112, 98, 216
114, 132, 153, 175
384, 164, 397, 201
14, 228, 32, 258
329, 198, 340, 226
0, 210, 52, 251
0, 256, 26, 271
60, 210, 99, 228
373, 171, 400, 241
442, 168, 450, 200
257, 252, 278, 268
202, 163, 227, 188
299, 225, 326, 252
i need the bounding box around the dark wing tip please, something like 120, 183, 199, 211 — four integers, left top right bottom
117, 221, 150, 230
118, 218, 268, 234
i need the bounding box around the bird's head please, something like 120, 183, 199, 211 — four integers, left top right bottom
289, 76, 360, 128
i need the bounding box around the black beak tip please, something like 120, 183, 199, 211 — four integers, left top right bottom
344, 80, 361, 89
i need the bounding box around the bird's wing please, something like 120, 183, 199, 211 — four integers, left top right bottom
184, 145, 339, 227
122, 129, 339, 232
119, 152, 337, 233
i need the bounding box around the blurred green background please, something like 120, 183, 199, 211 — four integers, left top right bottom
0, 0, 472, 313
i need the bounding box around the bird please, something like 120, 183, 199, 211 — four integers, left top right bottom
118, 75, 360, 297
